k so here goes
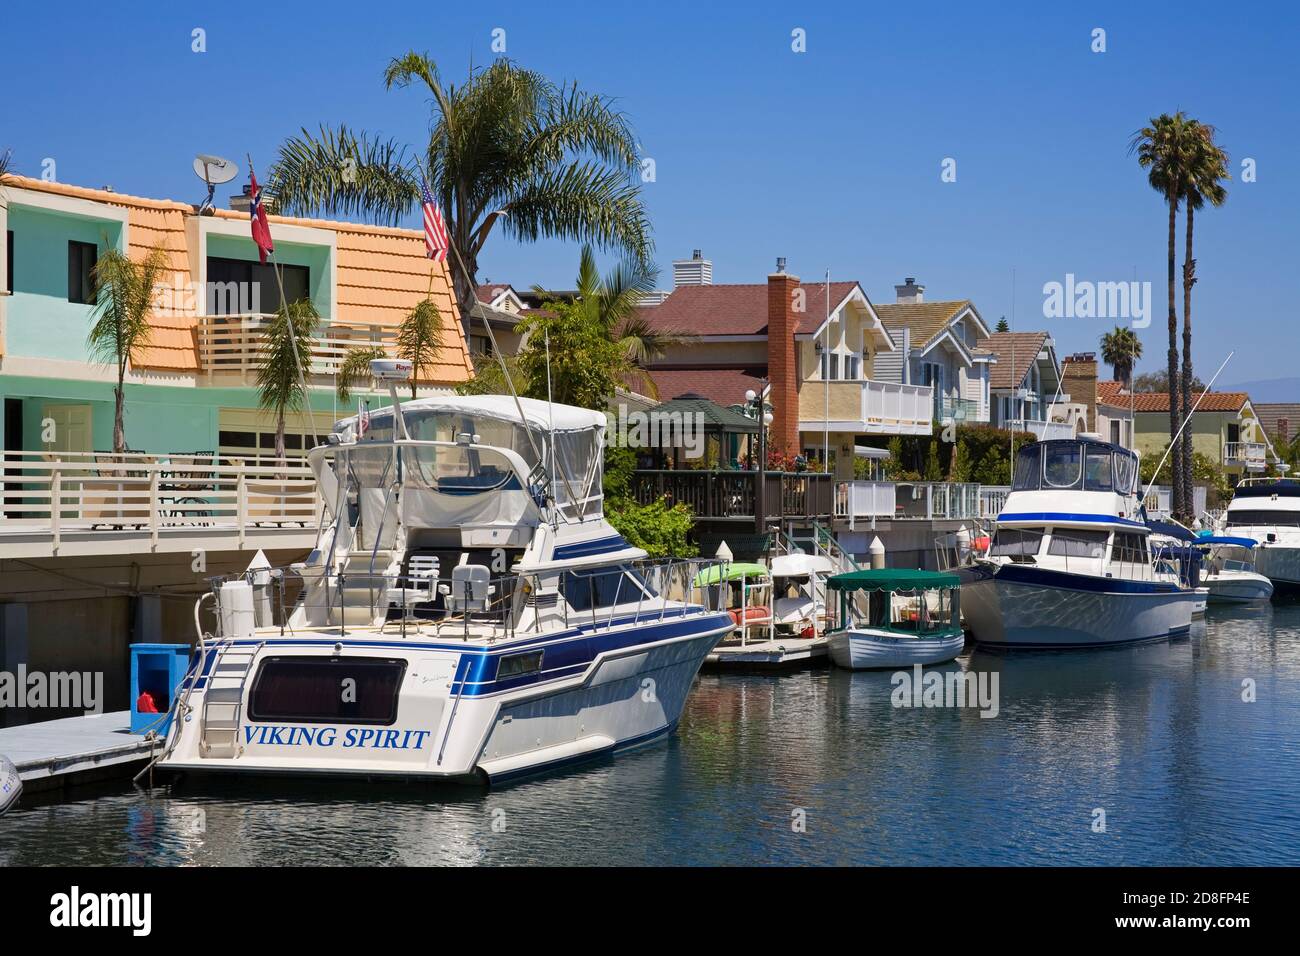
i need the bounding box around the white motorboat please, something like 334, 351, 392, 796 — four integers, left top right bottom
826, 569, 966, 669
770, 553, 834, 637
0, 754, 21, 815
962, 436, 1199, 648
154, 389, 732, 785
1195, 536, 1275, 603
1222, 478, 1300, 595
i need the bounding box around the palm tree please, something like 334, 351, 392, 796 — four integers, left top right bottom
1132, 112, 1198, 518
539, 244, 688, 399
336, 345, 387, 403
256, 300, 319, 462
1178, 121, 1230, 512
396, 298, 444, 399
269, 55, 651, 329
87, 245, 168, 454
1099, 326, 1143, 387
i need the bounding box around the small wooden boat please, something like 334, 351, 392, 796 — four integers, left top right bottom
826, 569, 966, 670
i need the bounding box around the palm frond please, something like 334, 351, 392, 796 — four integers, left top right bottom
336, 345, 387, 402
270, 125, 419, 226
87, 245, 167, 371
396, 298, 444, 397
256, 300, 319, 416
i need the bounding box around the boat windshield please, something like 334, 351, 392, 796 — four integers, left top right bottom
1227, 509, 1300, 528
1012, 441, 1138, 494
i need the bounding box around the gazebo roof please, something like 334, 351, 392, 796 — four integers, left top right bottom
654, 394, 759, 433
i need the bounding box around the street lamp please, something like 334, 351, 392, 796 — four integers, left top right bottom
744, 387, 775, 533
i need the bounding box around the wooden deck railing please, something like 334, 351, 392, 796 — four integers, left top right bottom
0, 451, 322, 553
197, 313, 398, 381
629, 470, 834, 527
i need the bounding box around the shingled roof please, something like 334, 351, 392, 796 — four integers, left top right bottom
873, 300, 972, 349
647, 367, 767, 407
977, 331, 1049, 390
1254, 403, 1300, 439
640, 281, 862, 337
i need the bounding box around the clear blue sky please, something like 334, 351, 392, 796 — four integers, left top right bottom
4, 0, 1296, 381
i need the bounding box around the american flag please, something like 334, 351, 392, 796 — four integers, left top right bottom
420, 178, 449, 262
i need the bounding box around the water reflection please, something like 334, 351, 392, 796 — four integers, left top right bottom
2, 605, 1299, 865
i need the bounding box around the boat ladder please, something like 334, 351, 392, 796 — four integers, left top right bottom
200, 641, 263, 758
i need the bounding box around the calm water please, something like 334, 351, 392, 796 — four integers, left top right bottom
3, 604, 1300, 866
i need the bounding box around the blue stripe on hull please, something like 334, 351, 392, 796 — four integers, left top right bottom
993, 563, 1185, 595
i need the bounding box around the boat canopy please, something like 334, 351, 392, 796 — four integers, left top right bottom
769, 553, 834, 578
828, 569, 959, 591
693, 562, 770, 586
1196, 535, 1259, 549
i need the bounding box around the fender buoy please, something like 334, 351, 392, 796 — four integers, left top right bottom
136, 691, 160, 714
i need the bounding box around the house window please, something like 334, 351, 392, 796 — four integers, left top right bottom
1110, 420, 1121, 445
819, 351, 841, 380
4, 230, 12, 294
68, 240, 97, 304
844, 354, 860, 380
206, 256, 310, 314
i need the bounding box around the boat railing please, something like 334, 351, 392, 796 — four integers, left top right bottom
209, 556, 731, 643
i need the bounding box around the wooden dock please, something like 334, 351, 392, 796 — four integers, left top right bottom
704, 636, 829, 670
0, 711, 156, 793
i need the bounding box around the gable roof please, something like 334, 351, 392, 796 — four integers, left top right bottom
5, 176, 474, 382
1097, 380, 1250, 413
639, 281, 862, 337
874, 300, 974, 348
1254, 403, 1300, 438
978, 331, 1049, 390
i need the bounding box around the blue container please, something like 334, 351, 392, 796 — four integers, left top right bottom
129, 643, 191, 735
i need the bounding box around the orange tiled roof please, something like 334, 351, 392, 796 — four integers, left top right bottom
1097, 380, 1249, 413
5, 176, 472, 382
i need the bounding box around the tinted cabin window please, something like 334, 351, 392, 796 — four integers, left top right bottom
1013, 445, 1041, 491
564, 569, 636, 611
1112, 532, 1148, 563
990, 528, 1043, 559
1084, 449, 1114, 492
1227, 509, 1300, 528
1114, 453, 1137, 495
1048, 528, 1108, 558
249, 657, 405, 725
68, 240, 97, 304
1043, 442, 1082, 489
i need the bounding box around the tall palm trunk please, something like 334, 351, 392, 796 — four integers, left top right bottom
1165, 195, 1183, 516
1180, 203, 1196, 522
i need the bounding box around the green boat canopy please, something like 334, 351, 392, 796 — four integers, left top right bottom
827, 568, 960, 591
692, 562, 771, 586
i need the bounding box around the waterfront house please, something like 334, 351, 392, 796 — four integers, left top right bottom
639, 259, 933, 478
871, 278, 996, 425
0, 175, 474, 465
1098, 381, 1275, 475
975, 331, 1068, 436
1252, 403, 1300, 451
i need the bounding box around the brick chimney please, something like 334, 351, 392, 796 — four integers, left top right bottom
1062, 352, 1098, 432
767, 261, 800, 456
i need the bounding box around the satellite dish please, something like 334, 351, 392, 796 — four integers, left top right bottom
193, 154, 239, 214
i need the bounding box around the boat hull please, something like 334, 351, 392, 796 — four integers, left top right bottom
159, 612, 732, 785
828, 629, 965, 670
1203, 571, 1274, 604
962, 565, 1197, 648
1253, 545, 1300, 594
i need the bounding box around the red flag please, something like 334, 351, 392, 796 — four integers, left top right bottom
249, 167, 274, 264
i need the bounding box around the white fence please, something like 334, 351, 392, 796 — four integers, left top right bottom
862, 381, 933, 435
1005, 418, 1075, 441
835, 480, 980, 527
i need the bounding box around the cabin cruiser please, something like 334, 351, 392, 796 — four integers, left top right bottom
1195, 536, 1274, 604
1222, 478, 1300, 595
962, 436, 1199, 648
770, 553, 834, 637
826, 569, 965, 669
154, 386, 733, 785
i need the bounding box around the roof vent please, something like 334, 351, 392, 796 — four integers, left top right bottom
776, 257, 787, 273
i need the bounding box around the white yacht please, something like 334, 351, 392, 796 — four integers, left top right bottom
1221, 478, 1300, 595
1195, 536, 1274, 604
962, 436, 1199, 648
154, 389, 733, 785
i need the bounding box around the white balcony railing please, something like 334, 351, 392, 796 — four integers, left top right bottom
864, 381, 933, 434
1005, 418, 1075, 441
1224, 442, 1267, 467
0, 450, 323, 557
197, 313, 400, 381
835, 480, 981, 528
